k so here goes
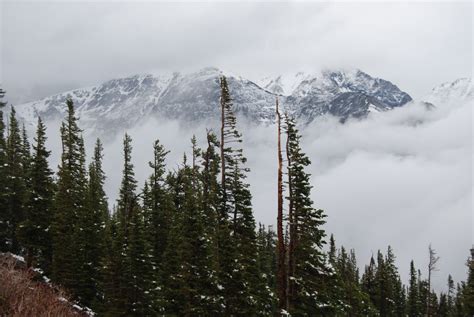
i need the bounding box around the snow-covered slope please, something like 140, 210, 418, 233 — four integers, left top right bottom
258, 72, 313, 96
15, 67, 413, 138
424, 77, 473, 107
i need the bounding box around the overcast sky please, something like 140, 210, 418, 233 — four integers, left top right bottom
1, 1, 472, 104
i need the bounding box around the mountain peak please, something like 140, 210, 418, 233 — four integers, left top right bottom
425, 77, 473, 106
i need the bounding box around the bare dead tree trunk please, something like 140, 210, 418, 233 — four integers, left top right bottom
276, 98, 287, 312
427, 244, 440, 317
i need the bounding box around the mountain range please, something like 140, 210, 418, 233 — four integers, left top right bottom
14, 67, 472, 139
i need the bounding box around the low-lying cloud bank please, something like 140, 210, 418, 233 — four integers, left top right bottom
41, 99, 472, 292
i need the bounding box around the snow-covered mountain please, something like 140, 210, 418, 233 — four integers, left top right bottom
424, 77, 473, 107
16, 67, 413, 137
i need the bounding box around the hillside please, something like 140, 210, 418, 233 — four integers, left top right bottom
0, 253, 93, 317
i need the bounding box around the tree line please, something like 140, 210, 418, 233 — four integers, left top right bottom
0, 84, 473, 316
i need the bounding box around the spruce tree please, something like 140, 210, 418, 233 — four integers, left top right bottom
106, 133, 154, 316
201, 131, 230, 314
256, 223, 277, 314
407, 260, 421, 317
76, 138, 109, 309
145, 138, 171, 278
362, 255, 378, 308
162, 149, 223, 315
5, 106, 28, 253
18, 117, 55, 272
438, 292, 448, 316
284, 115, 333, 315
52, 98, 88, 294
446, 274, 455, 314
0, 99, 8, 252
219, 76, 270, 315
461, 248, 474, 315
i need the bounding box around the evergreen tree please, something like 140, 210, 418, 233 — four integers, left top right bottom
219, 76, 270, 315
162, 149, 223, 315
102, 210, 125, 316
384, 245, 403, 316
461, 248, 474, 315
5, 106, 28, 253
452, 283, 464, 317
335, 246, 375, 316
145, 139, 171, 279
52, 99, 88, 295
394, 276, 406, 317
0, 95, 8, 252
256, 223, 277, 314
284, 115, 334, 315
18, 117, 55, 272
418, 270, 429, 316
76, 138, 109, 309
328, 234, 337, 268
362, 255, 378, 308
112, 133, 154, 316
446, 274, 456, 314
200, 131, 228, 313
407, 260, 421, 317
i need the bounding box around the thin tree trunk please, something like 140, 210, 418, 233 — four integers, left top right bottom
26, 247, 33, 268
276, 98, 287, 312
427, 269, 431, 317
286, 115, 295, 312
220, 81, 226, 207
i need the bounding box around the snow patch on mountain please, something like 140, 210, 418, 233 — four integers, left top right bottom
257, 72, 313, 96
424, 77, 473, 107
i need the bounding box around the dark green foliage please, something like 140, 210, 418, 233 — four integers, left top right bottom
0, 90, 7, 251
143, 138, 171, 294
161, 150, 223, 315
18, 118, 55, 272
362, 255, 378, 308
0, 106, 8, 251
361, 247, 406, 316
407, 260, 421, 317
77, 139, 109, 309
337, 247, 376, 316
4, 107, 29, 254
52, 99, 88, 294
460, 249, 474, 315
256, 224, 277, 313
104, 133, 155, 316
447, 274, 455, 313
285, 115, 334, 316
219, 77, 271, 315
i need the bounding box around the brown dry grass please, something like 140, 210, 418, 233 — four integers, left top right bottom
0, 253, 90, 317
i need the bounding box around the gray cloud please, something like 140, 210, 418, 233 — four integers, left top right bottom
1, 1, 472, 104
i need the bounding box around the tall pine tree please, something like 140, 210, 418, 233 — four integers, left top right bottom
18, 117, 55, 272
285, 115, 334, 315
52, 98, 88, 295
5, 106, 28, 254
0, 91, 8, 252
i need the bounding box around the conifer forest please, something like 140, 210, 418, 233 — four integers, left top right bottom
0, 77, 473, 317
